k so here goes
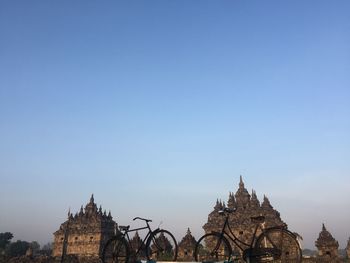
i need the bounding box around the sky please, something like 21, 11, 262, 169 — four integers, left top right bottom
0, 1, 349, 250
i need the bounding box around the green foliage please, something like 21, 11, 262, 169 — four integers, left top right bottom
41, 242, 53, 256
0, 232, 13, 250
30, 241, 40, 254
5, 240, 30, 257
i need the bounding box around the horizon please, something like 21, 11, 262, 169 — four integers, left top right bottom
0, 0, 349, 251
3, 176, 349, 250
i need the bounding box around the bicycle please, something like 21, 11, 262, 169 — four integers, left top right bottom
101, 217, 178, 263
194, 208, 302, 263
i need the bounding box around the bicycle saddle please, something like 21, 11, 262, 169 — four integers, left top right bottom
133, 217, 152, 222
119, 225, 130, 231
250, 215, 265, 223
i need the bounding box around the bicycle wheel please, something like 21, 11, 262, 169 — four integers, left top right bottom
146, 229, 178, 261
194, 233, 232, 262
102, 236, 129, 263
254, 228, 302, 263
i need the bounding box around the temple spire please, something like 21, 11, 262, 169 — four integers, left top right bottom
262, 195, 272, 208
227, 192, 236, 209
235, 176, 250, 209
90, 194, 94, 204
214, 199, 221, 210
250, 189, 260, 207
239, 175, 244, 189
79, 205, 84, 215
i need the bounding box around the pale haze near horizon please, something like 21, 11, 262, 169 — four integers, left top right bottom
0, 1, 349, 250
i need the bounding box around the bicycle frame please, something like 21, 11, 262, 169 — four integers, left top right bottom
102, 217, 178, 263
217, 213, 265, 253
195, 210, 301, 263
119, 219, 159, 257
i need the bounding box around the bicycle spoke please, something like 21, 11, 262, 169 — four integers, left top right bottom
194, 233, 232, 262
255, 228, 301, 263
146, 230, 178, 261
102, 237, 129, 263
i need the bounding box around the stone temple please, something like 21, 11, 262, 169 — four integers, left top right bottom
178, 228, 197, 261
52, 195, 117, 258
203, 176, 287, 255
315, 223, 341, 262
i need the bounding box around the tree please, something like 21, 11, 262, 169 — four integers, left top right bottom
0, 232, 13, 254
30, 241, 40, 254
0, 232, 13, 249
41, 242, 53, 256
5, 240, 30, 257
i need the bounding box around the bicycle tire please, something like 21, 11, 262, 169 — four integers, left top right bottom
194, 232, 232, 262
254, 227, 302, 263
146, 229, 178, 261
101, 236, 129, 263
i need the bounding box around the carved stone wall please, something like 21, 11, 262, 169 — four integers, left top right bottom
178, 228, 196, 261
52, 195, 116, 258
203, 176, 286, 255
129, 232, 146, 259
315, 224, 341, 262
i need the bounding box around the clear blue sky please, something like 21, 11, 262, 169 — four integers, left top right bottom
0, 1, 349, 249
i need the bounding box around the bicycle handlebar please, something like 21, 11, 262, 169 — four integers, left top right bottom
133, 217, 152, 223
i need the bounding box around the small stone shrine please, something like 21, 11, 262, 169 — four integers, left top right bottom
129, 232, 146, 258
178, 228, 197, 261
315, 223, 340, 262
